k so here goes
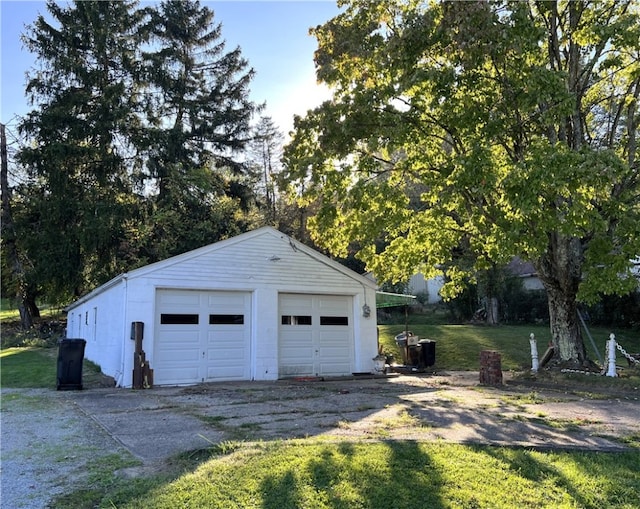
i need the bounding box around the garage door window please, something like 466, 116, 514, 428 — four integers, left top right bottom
281, 315, 312, 325
320, 316, 349, 326
209, 314, 244, 325
160, 314, 199, 325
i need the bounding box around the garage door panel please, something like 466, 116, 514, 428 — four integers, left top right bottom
280, 346, 314, 360
206, 339, 246, 354
279, 363, 315, 376
279, 331, 313, 357
157, 328, 199, 341
155, 289, 251, 385
279, 295, 313, 315
318, 361, 351, 376
208, 292, 247, 310
158, 291, 201, 307
279, 293, 353, 378
155, 327, 200, 382
318, 296, 350, 312
206, 365, 246, 378
161, 367, 200, 384
279, 329, 313, 342
318, 345, 350, 360
156, 346, 200, 363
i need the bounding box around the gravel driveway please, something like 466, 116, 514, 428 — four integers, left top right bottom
1, 388, 134, 509
2, 372, 639, 509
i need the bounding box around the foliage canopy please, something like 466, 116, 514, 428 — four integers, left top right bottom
284, 0, 640, 363
11, 0, 262, 304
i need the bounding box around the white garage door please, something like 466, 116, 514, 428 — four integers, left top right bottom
278, 293, 353, 378
154, 289, 251, 385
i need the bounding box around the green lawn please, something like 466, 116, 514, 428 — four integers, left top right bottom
56, 441, 640, 509
1, 347, 102, 389
0, 347, 58, 388
378, 323, 640, 372
0, 298, 63, 322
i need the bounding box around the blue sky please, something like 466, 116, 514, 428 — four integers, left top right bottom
0, 0, 340, 135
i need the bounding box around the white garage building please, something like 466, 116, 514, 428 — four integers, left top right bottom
65, 227, 379, 387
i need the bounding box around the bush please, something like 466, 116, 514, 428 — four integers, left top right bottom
1, 319, 66, 349
584, 291, 640, 329
502, 289, 550, 324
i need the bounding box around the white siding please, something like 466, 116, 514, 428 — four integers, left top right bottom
148, 232, 365, 293
67, 228, 379, 387
66, 280, 127, 386
408, 273, 444, 304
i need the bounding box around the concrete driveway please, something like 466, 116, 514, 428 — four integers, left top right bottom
66, 372, 640, 461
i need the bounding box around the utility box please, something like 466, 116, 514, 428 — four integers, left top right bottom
56, 338, 86, 390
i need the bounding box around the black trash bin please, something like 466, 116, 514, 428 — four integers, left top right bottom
57, 338, 86, 390
418, 339, 436, 368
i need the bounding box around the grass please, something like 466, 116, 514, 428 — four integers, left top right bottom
1, 347, 59, 388
378, 323, 640, 375
51, 454, 149, 509
1, 346, 103, 389
55, 440, 640, 509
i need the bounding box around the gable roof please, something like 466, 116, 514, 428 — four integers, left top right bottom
67, 227, 376, 310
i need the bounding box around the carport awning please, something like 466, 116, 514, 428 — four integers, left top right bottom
376, 291, 416, 309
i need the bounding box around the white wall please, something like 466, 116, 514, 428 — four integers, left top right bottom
408, 273, 444, 304
66, 280, 127, 386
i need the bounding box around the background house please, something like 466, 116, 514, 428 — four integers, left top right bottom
506, 258, 545, 291
66, 227, 378, 387
407, 273, 445, 303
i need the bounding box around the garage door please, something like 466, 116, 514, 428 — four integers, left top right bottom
278, 293, 353, 378
154, 289, 251, 385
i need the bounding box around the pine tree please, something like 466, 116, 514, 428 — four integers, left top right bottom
139, 0, 259, 259
18, 0, 142, 299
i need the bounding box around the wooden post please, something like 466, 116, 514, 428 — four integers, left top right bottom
132, 322, 152, 389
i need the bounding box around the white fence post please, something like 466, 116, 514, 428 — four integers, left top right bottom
529, 333, 539, 373
606, 333, 617, 377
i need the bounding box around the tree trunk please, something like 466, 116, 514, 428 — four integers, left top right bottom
26, 294, 41, 319
1, 123, 35, 329
485, 296, 499, 325
534, 233, 587, 366
545, 284, 586, 364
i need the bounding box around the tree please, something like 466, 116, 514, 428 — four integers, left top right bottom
15, 0, 261, 302
248, 116, 284, 225
1, 123, 35, 328
18, 0, 142, 300
138, 0, 259, 260
283, 0, 640, 366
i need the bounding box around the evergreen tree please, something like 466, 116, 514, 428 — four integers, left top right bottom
139, 0, 259, 259
15, 0, 261, 302
18, 0, 142, 299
